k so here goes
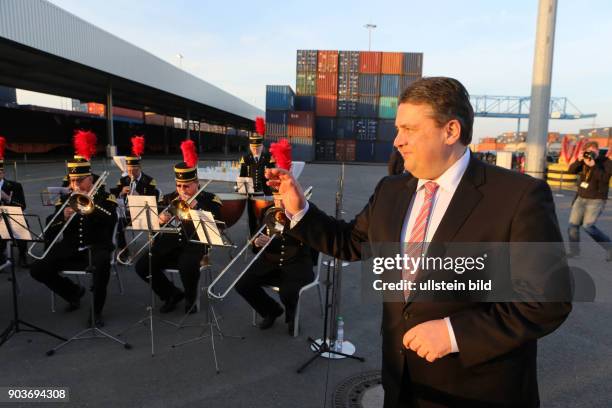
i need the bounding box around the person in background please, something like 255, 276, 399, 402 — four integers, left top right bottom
567, 140, 612, 261
387, 148, 405, 176
0, 136, 28, 269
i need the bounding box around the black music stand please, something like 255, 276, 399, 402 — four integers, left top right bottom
117, 200, 180, 356
0, 208, 66, 347
172, 212, 243, 374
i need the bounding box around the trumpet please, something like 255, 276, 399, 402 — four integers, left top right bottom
207, 186, 313, 301
116, 180, 212, 265
28, 171, 110, 260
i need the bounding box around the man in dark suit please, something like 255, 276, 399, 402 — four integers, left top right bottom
240, 134, 276, 235
266, 77, 572, 407
110, 153, 160, 255
0, 148, 29, 267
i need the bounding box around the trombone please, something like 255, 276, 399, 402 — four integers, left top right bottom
116, 180, 212, 266
207, 186, 313, 301
28, 171, 110, 260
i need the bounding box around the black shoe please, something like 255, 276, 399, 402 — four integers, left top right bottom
87, 311, 104, 327
258, 308, 283, 330
65, 286, 86, 312
160, 291, 184, 314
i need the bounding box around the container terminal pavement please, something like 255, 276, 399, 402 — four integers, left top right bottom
1, 159, 611, 408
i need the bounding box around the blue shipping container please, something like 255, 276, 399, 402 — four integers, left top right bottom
266, 85, 295, 111
377, 119, 396, 142
297, 50, 318, 72
355, 119, 378, 141
356, 140, 375, 162
337, 97, 358, 117
380, 75, 400, 97
374, 141, 393, 163
294, 95, 315, 111
315, 140, 336, 161
400, 75, 420, 93
357, 96, 378, 118
337, 118, 355, 139
339, 51, 360, 72
358, 74, 380, 95
338, 72, 359, 96
265, 110, 289, 137
315, 117, 337, 140
402, 53, 423, 75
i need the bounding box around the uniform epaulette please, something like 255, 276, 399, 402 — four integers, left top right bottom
212, 195, 223, 206
270, 156, 276, 163
150, 178, 157, 186
54, 198, 63, 206
106, 194, 117, 204
239, 157, 245, 164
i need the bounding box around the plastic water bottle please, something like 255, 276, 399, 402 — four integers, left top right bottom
335, 317, 344, 352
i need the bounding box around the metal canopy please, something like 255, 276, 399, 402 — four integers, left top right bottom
0, 0, 262, 130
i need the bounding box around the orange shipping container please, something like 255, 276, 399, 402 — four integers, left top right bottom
316, 95, 338, 117
317, 50, 338, 73
316, 72, 338, 95
87, 102, 105, 116
381, 52, 403, 74
359, 51, 382, 74
288, 111, 315, 138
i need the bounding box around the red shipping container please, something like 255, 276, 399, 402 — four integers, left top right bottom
316, 95, 338, 117
335, 139, 356, 161
288, 111, 315, 138
316, 72, 338, 95
359, 51, 382, 74
381, 52, 403, 74
317, 50, 338, 72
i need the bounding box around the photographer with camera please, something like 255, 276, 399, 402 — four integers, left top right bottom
567, 141, 612, 261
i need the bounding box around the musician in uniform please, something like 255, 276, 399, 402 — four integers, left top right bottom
134, 141, 223, 314
239, 123, 276, 235
110, 136, 160, 254
0, 137, 29, 268
235, 193, 316, 335
30, 156, 118, 327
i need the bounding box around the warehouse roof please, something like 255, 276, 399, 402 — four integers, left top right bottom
0, 0, 262, 129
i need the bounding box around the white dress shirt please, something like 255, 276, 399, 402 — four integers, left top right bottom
290, 148, 471, 354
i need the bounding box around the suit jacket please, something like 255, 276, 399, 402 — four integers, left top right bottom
0, 179, 26, 209
289, 155, 572, 407
110, 173, 160, 201
239, 151, 275, 195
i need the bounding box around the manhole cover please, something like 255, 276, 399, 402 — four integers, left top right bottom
333, 370, 383, 408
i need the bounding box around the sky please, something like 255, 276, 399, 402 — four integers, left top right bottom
18, 0, 612, 141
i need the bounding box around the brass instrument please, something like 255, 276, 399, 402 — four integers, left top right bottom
116, 180, 212, 265
207, 186, 313, 301
28, 171, 110, 260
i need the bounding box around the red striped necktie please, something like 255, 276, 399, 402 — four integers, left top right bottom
403, 181, 439, 299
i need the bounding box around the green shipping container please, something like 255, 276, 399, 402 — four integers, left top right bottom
378, 96, 398, 119
296, 72, 317, 95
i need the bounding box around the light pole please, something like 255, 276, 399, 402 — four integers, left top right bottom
175, 53, 184, 69
363, 23, 377, 51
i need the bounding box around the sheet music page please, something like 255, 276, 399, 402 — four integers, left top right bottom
189, 209, 224, 246
0, 206, 33, 241
127, 195, 160, 231
236, 177, 254, 194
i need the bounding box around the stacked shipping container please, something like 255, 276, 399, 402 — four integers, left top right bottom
265, 49, 423, 163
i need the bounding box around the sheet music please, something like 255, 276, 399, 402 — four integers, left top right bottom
0, 206, 32, 241
189, 209, 224, 246
112, 156, 128, 175
236, 177, 254, 194
127, 195, 160, 231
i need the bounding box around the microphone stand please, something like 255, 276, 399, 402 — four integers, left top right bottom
297, 164, 364, 373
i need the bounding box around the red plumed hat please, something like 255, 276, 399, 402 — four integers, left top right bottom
269, 138, 292, 171
131, 135, 145, 157
0, 136, 6, 161
73, 130, 97, 160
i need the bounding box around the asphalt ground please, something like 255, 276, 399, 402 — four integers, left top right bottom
0, 157, 611, 407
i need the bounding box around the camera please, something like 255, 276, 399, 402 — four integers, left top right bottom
583, 151, 596, 161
